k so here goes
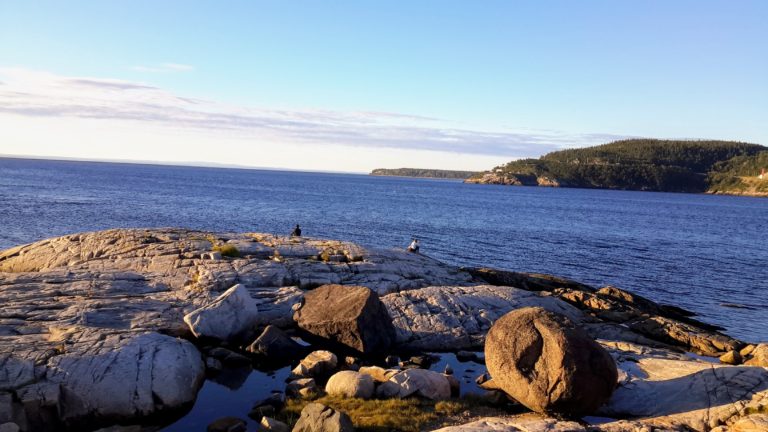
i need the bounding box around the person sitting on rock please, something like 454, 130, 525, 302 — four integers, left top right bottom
407, 238, 420, 253
291, 224, 302, 237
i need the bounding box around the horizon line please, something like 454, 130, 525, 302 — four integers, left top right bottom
0, 153, 373, 176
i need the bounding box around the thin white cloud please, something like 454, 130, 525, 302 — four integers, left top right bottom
0, 67, 629, 166
131, 63, 195, 73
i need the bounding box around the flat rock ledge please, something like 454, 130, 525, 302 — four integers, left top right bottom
0, 228, 764, 432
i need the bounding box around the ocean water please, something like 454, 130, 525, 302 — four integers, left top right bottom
1, 157, 767, 342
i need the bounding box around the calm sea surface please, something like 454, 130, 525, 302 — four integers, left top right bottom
1, 158, 766, 342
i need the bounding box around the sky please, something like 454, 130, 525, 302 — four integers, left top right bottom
0, 1, 766, 173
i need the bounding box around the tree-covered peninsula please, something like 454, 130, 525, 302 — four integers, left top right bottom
466, 139, 768, 195
371, 168, 478, 179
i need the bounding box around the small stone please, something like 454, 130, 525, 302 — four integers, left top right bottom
384, 355, 400, 367
207, 416, 246, 432
247, 325, 307, 363
719, 350, 742, 365
260, 417, 290, 432
207, 347, 251, 366
456, 351, 478, 362
291, 403, 354, 432
740, 344, 756, 357
291, 350, 338, 378
375, 381, 401, 399
387, 369, 451, 400
286, 378, 318, 398
205, 357, 223, 371
248, 393, 285, 420
444, 374, 460, 398
325, 371, 375, 399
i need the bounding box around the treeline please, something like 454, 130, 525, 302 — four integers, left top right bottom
370, 168, 478, 179
472, 139, 767, 193
708, 152, 768, 193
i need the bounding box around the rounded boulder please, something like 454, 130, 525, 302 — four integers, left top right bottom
484, 307, 617, 416
325, 370, 375, 399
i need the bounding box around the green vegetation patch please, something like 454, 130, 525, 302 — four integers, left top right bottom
212, 243, 241, 258
278, 396, 497, 432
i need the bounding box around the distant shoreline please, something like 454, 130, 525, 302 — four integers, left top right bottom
370, 168, 478, 180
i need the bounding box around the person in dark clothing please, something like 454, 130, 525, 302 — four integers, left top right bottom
290, 224, 302, 237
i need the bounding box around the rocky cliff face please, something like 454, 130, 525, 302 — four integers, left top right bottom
0, 228, 765, 432
464, 172, 564, 187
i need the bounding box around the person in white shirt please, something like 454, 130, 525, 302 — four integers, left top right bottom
407, 239, 420, 253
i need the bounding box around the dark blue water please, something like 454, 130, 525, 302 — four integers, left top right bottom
1, 158, 767, 342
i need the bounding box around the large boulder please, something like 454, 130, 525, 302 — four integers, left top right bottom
246, 325, 308, 363
47, 332, 205, 425
325, 371, 374, 399
291, 403, 354, 432
386, 369, 452, 400
484, 307, 617, 416
293, 284, 395, 354
184, 284, 260, 342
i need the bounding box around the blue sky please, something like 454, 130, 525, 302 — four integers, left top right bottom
0, 1, 766, 172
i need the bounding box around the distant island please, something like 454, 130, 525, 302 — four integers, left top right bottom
370, 167, 478, 179
466, 139, 768, 196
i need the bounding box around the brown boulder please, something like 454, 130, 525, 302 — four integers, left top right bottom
484, 307, 617, 416
293, 284, 396, 354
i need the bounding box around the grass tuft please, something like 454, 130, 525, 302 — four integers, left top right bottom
212, 243, 240, 258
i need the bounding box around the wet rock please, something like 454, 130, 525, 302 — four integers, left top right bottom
261, 416, 290, 432
248, 393, 285, 420
456, 351, 480, 363
443, 364, 453, 375
291, 350, 338, 379
293, 284, 396, 354
387, 369, 451, 400
719, 350, 742, 365
207, 416, 247, 432
444, 374, 460, 397
246, 325, 307, 363
485, 307, 617, 416
325, 371, 374, 399
184, 284, 260, 342
206, 347, 251, 366
291, 403, 354, 432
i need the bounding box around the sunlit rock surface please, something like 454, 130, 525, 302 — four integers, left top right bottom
0, 228, 764, 431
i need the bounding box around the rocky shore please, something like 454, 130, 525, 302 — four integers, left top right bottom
0, 228, 766, 432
